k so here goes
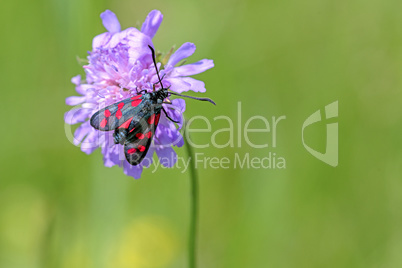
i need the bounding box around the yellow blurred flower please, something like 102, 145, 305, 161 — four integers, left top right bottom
109, 216, 179, 268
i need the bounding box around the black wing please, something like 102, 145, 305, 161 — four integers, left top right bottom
124, 112, 162, 165
90, 95, 145, 131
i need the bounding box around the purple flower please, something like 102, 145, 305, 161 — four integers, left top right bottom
65, 10, 214, 179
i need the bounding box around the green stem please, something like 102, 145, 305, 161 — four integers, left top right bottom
185, 132, 198, 268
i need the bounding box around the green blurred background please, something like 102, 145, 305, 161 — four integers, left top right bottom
1, 0, 402, 267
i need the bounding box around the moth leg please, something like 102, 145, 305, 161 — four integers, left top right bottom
136, 87, 147, 94
162, 108, 180, 123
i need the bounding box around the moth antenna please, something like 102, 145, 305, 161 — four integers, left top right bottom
148, 45, 164, 89
169, 91, 216, 105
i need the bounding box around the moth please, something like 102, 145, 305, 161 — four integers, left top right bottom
90, 45, 215, 165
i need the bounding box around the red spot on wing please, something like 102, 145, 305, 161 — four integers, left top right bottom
129, 128, 136, 133
136, 133, 144, 139
146, 131, 152, 138
127, 148, 136, 154
116, 109, 122, 119
131, 95, 141, 100
138, 145, 146, 152
118, 102, 125, 109
118, 117, 133, 129
155, 114, 161, 125
100, 118, 108, 128
131, 99, 142, 107
148, 114, 155, 124
104, 109, 111, 117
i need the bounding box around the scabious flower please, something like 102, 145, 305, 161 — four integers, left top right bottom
65, 10, 214, 178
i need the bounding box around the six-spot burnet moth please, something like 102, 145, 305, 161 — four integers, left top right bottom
90, 45, 215, 165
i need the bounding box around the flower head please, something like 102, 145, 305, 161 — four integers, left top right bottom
65, 10, 214, 178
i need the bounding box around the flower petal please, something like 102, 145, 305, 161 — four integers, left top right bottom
76, 84, 93, 95
102, 137, 123, 167
100, 10, 121, 33
171, 98, 186, 112
155, 122, 183, 147
66, 96, 86, 106
126, 29, 154, 64
154, 124, 171, 145
165, 77, 206, 93
71, 75, 81, 85
170, 59, 214, 77
167, 42, 196, 67
103, 152, 121, 167
181, 77, 206, 93
64, 108, 91, 125
141, 10, 163, 39
107, 27, 135, 48
156, 146, 177, 167
92, 32, 112, 49
73, 121, 91, 146
141, 146, 155, 168
175, 132, 184, 147
80, 130, 99, 154
164, 77, 191, 93
123, 161, 143, 179
163, 99, 185, 129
